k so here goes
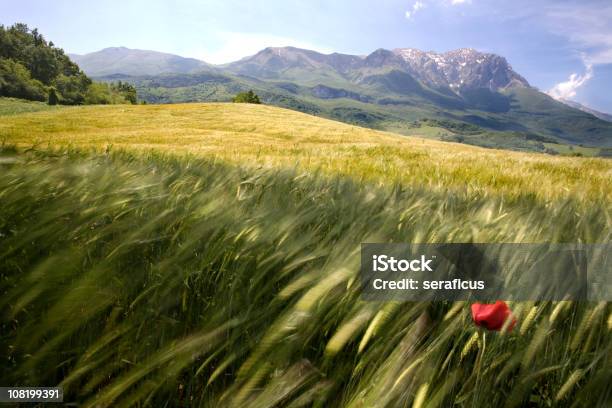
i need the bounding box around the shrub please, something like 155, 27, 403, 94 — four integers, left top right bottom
48, 87, 58, 105
232, 90, 261, 104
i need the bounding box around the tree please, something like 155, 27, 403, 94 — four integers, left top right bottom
0, 58, 47, 101
232, 90, 261, 104
84, 82, 138, 105
0, 23, 103, 105
48, 87, 58, 105
113, 81, 138, 104
54, 74, 91, 105
0, 23, 136, 106
84, 83, 114, 104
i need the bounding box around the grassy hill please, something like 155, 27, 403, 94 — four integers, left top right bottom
1, 99, 610, 407
0, 96, 61, 115
1, 100, 610, 201
6, 24, 609, 154
102, 70, 612, 153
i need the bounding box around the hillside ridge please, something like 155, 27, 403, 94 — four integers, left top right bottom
1, 101, 610, 201
56, 45, 612, 151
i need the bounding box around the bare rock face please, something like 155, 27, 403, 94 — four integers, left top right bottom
393, 47, 530, 91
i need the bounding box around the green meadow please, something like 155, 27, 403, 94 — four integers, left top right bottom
0, 99, 610, 407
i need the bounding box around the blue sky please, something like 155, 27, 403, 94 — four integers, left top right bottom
3, 0, 612, 113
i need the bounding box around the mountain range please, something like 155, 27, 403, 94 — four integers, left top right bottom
69, 47, 210, 76
72, 46, 612, 153
224, 46, 531, 93
558, 99, 612, 123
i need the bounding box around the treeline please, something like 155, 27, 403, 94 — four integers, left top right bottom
0, 23, 136, 105
417, 118, 482, 134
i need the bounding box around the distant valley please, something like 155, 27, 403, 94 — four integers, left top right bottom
74, 46, 612, 155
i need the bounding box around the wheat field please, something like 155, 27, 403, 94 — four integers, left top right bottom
0, 100, 610, 407
1, 102, 610, 202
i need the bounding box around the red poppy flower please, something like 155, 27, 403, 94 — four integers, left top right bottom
471, 301, 516, 332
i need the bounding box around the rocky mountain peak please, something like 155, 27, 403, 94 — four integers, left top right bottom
363, 48, 405, 68
392, 47, 530, 91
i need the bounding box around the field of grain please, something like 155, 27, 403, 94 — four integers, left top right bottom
0, 99, 610, 407
1, 101, 610, 202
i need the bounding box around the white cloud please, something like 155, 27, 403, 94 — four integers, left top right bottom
543, 3, 612, 65
406, 0, 469, 19
547, 64, 593, 100
197, 32, 333, 64
406, 1, 425, 19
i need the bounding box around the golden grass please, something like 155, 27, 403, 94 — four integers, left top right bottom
2, 105, 610, 406
1, 102, 610, 202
